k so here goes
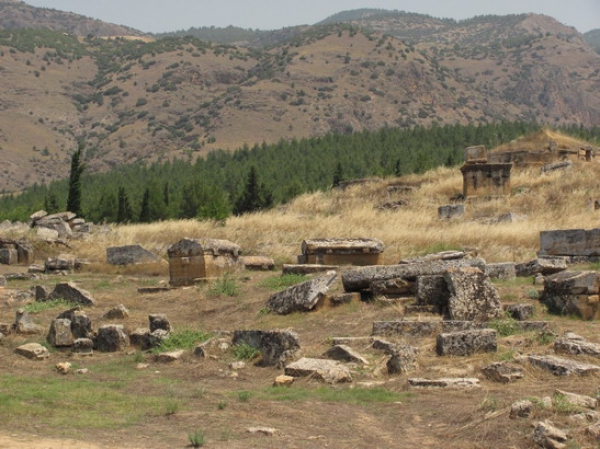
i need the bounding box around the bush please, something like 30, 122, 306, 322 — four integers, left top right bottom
188, 429, 206, 447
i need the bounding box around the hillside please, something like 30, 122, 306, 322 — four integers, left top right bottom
585, 29, 600, 53
0, 6, 599, 193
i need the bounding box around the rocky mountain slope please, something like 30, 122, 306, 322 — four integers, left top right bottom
0, 4, 599, 192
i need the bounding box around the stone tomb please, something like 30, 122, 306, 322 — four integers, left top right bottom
460, 163, 512, 199
298, 238, 384, 266
167, 238, 242, 287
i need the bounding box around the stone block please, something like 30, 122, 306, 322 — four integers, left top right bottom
503, 303, 535, 321
106, 245, 161, 266
539, 228, 600, 257
240, 256, 275, 271
47, 318, 74, 347
233, 329, 301, 368
407, 377, 480, 388
542, 271, 600, 319
301, 238, 384, 266
464, 145, 487, 164
284, 357, 352, 383
57, 308, 92, 339
0, 248, 17, 265
149, 314, 171, 333
485, 263, 516, 280
282, 264, 339, 275
523, 354, 600, 376
49, 282, 95, 306
95, 325, 129, 352
438, 204, 464, 219
370, 277, 415, 298
323, 345, 369, 365
416, 275, 449, 313
436, 328, 497, 356
445, 267, 502, 321
15, 343, 49, 360
516, 258, 567, 277
72, 338, 94, 355
387, 345, 418, 374
481, 362, 524, 383
267, 271, 337, 315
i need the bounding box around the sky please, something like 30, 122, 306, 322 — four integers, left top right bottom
24, 0, 600, 34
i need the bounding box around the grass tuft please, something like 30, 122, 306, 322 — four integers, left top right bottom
232, 342, 260, 360
208, 272, 240, 297
22, 299, 75, 314
188, 429, 206, 447
259, 273, 307, 290
152, 329, 211, 354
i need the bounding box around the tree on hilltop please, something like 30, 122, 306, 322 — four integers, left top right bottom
66, 144, 85, 217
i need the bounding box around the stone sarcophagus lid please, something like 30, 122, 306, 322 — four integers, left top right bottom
460, 163, 512, 199
167, 238, 242, 287
464, 146, 488, 164
539, 229, 600, 258
299, 238, 384, 266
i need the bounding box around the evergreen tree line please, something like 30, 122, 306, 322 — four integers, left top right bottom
1, 121, 599, 223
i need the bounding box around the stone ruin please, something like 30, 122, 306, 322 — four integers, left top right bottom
0, 238, 34, 266
29, 210, 93, 240
460, 146, 512, 199
297, 238, 384, 266
167, 238, 242, 287
538, 228, 600, 263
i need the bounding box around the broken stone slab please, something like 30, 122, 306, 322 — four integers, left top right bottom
481, 362, 524, 383
47, 318, 74, 347
323, 345, 369, 365
438, 204, 464, 220
155, 350, 184, 363
436, 329, 497, 356
36, 218, 72, 239
516, 258, 567, 277
510, 400, 533, 418
72, 338, 93, 355
387, 345, 419, 374
282, 264, 339, 275
193, 336, 230, 358
233, 329, 301, 368
539, 228, 600, 258
0, 248, 17, 265
554, 333, 600, 357
106, 245, 162, 266
485, 263, 516, 280
284, 357, 352, 383
533, 421, 568, 449
554, 390, 598, 410
57, 307, 92, 339
95, 324, 130, 352
372, 320, 487, 337
267, 271, 337, 315
13, 309, 43, 334
404, 304, 440, 315
49, 282, 95, 306
240, 256, 275, 271
503, 304, 535, 321
149, 314, 171, 333
34, 285, 50, 301
541, 271, 600, 319
514, 321, 552, 332
36, 227, 60, 241
372, 337, 397, 354
407, 378, 480, 389
444, 267, 502, 322
167, 238, 242, 258
331, 336, 373, 347
102, 304, 129, 320
370, 277, 415, 298
542, 160, 572, 173
15, 342, 50, 360
328, 292, 361, 307
301, 238, 384, 255
399, 251, 466, 264
522, 355, 600, 376
342, 257, 486, 292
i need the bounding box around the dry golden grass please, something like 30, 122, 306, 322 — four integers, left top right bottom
492, 128, 595, 152
71, 152, 600, 266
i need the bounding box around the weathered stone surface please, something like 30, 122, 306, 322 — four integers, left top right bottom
331, 336, 373, 347
28, 264, 46, 274
149, 314, 171, 333
387, 345, 418, 374
436, 329, 497, 356
485, 263, 516, 280
240, 256, 275, 271
328, 292, 361, 307
516, 258, 567, 277
554, 333, 600, 357
72, 338, 93, 355
267, 271, 337, 315
416, 275, 449, 313
283, 264, 339, 275
438, 204, 464, 219
13, 309, 43, 334
461, 162, 512, 199
372, 337, 397, 354
372, 320, 487, 337
55, 362, 71, 375
155, 350, 184, 363
554, 390, 597, 409
0, 248, 17, 265
57, 308, 92, 339
0, 275, 5, 287
34, 285, 50, 301
300, 238, 384, 266
47, 318, 74, 347
15, 343, 49, 360
168, 238, 241, 257
585, 422, 600, 441
503, 304, 535, 321
193, 336, 230, 357
36, 218, 72, 239
539, 228, 600, 257
324, 345, 369, 365
95, 325, 129, 352
36, 227, 60, 241
49, 282, 95, 306
284, 357, 352, 383
523, 355, 600, 376
233, 330, 301, 368
102, 304, 129, 320
404, 304, 440, 315
407, 378, 480, 388
370, 277, 415, 298
481, 362, 524, 383
342, 257, 487, 292
273, 375, 294, 387
533, 421, 568, 449
444, 267, 502, 322
129, 328, 151, 349
510, 400, 533, 418
106, 245, 162, 266
400, 251, 468, 265
541, 271, 600, 319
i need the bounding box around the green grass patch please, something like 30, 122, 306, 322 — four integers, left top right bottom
188, 429, 206, 447
232, 342, 260, 360
21, 299, 75, 314
208, 273, 240, 297
258, 386, 411, 404
259, 273, 307, 290
152, 328, 212, 353
488, 313, 520, 337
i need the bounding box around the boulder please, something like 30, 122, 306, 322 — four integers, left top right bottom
72, 338, 94, 355
416, 275, 449, 313
444, 267, 502, 322
233, 329, 301, 368
554, 390, 597, 410
324, 345, 369, 365
533, 421, 568, 449
267, 271, 337, 315
34, 285, 50, 301
106, 245, 162, 266
541, 271, 600, 319
95, 325, 130, 352
149, 314, 171, 333
102, 304, 129, 320
13, 309, 43, 334
503, 304, 535, 321
47, 318, 74, 347
36, 227, 59, 241
481, 362, 524, 383
438, 204, 464, 219
15, 343, 50, 360
554, 333, 600, 357
35, 218, 72, 238
273, 375, 295, 387
510, 400, 533, 418
57, 308, 92, 339
49, 282, 95, 306
284, 357, 352, 383
328, 292, 361, 307
387, 345, 419, 374
436, 329, 497, 356
45, 254, 77, 273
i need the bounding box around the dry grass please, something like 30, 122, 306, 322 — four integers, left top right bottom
71, 155, 600, 266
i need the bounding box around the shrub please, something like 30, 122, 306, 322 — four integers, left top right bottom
233, 343, 260, 360
188, 429, 206, 447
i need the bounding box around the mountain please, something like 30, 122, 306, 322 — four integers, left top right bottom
0, 5, 599, 193
584, 29, 600, 53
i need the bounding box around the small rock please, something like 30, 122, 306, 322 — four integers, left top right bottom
102, 304, 129, 320
74, 368, 89, 375
229, 361, 246, 370
324, 344, 369, 365
554, 390, 598, 410
15, 343, 50, 360
55, 362, 71, 375
284, 357, 352, 383
136, 363, 149, 370
155, 350, 184, 363
481, 362, 524, 383
273, 375, 294, 387
149, 314, 171, 333
533, 421, 568, 449
510, 400, 533, 418
247, 427, 277, 436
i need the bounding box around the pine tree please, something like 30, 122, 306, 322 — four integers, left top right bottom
139, 188, 151, 223
234, 166, 272, 215
44, 192, 60, 214
66, 144, 85, 216
332, 162, 344, 187
117, 186, 133, 223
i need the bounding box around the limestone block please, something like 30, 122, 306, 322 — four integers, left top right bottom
416, 275, 449, 312
149, 313, 171, 333
284, 357, 352, 383
233, 329, 301, 368
95, 325, 129, 352
387, 345, 418, 374
106, 245, 161, 266
267, 271, 337, 315
503, 304, 535, 321
49, 282, 95, 306
407, 378, 480, 388
436, 329, 497, 356
485, 263, 516, 280
481, 362, 524, 383
323, 345, 369, 365
0, 248, 17, 265
438, 204, 464, 219
444, 267, 502, 322
72, 338, 93, 355
47, 318, 74, 347
15, 343, 49, 360
523, 354, 600, 376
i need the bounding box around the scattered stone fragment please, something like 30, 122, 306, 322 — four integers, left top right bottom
444, 267, 502, 322
233, 329, 301, 368
136, 363, 149, 370
95, 325, 130, 352
57, 307, 92, 339
503, 304, 535, 321
387, 345, 419, 374
49, 282, 95, 306
273, 375, 294, 387
485, 263, 516, 280
47, 318, 74, 347
569, 412, 600, 426
247, 427, 277, 436
436, 329, 497, 356
106, 245, 162, 266
55, 362, 71, 375
328, 292, 361, 307
229, 361, 246, 370
481, 362, 524, 383
15, 343, 50, 360
324, 345, 369, 365
102, 304, 129, 320
267, 271, 337, 315
400, 251, 467, 265
149, 314, 171, 333
554, 333, 600, 357
34, 285, 50, 301
533, 421, 568, 449
155, 350, 184, 363
522, 355, 600, 376
240, 256, 275, 271
554, 390, 597, 410
74, 368, 89, 375
72, 338, 94, 355
516, 258, 567, 277
510, 400, 533, 418
372, 337, 397, 354
407, 378, 480, 389
370, 277, 414, 298
13, 309, 43, 334
285, 357, 352, 383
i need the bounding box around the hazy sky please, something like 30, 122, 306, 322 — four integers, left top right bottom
24, 0, 599, 33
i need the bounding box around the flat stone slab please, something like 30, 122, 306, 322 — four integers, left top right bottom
323, 345, 369, 365
372, 320, 487, 337
106, 245, 162, 266
240, 256, 275, 271
15, 343, 50, 360
282, 264, 339, 275
481, 362, 524, 383
554, 333, 600, 357
436, 329, 497, 357
522, 354, 600, 376
407, 378, 480, 389
284, 357, 352, 383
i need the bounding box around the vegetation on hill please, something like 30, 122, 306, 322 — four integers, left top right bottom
584, 29, 600, 53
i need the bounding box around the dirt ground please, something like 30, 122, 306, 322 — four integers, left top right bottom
1, 263, 600, 449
